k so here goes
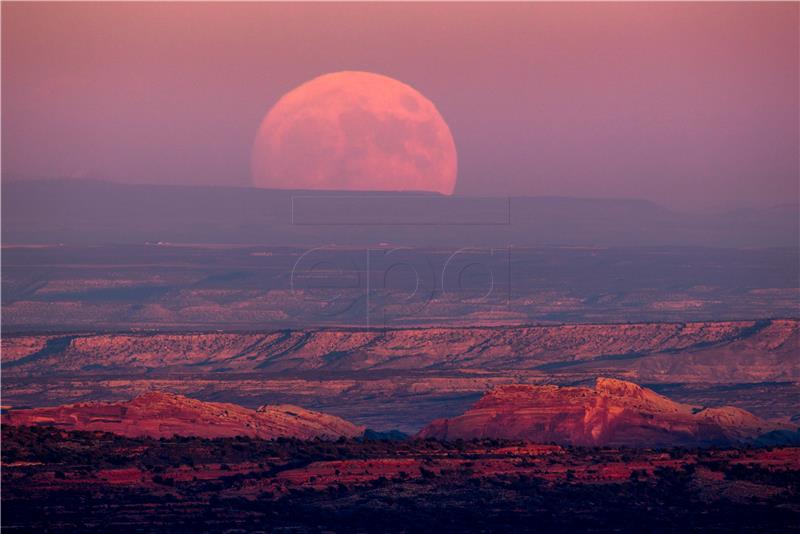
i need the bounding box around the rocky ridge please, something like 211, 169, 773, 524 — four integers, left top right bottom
417, 378, 793, 446
1, 391, 364, 440
3, 319, 797, 382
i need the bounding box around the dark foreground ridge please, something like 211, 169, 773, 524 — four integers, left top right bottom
3, 426, 799, 532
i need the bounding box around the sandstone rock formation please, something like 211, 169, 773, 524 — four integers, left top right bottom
3, 320, 797, 382
3, 320, 798, 433
417, 378, 792, 446
2, 391, 364, 440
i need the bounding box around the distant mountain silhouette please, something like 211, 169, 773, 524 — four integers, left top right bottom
3, 179, 796, 247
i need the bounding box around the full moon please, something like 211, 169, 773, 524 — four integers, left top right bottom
251, 71, 457, 195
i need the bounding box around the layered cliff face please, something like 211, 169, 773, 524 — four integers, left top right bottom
417, 378, 791, 446
1, 392, 364, 440
3, 319, 797, 382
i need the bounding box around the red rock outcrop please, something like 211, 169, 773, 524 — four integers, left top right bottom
417, 378, 791, 446
1, 392, 364, 440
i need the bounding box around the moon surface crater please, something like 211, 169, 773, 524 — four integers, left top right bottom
252, 71, 457, 195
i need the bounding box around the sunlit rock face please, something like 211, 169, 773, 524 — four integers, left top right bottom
4, 320, 797, 381
2, 392, 364, 440
417, 378, 792, 447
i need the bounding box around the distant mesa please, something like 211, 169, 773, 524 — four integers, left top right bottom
1, 391, 364, 440
3, 179, 797, 247
417, 378, 794, 447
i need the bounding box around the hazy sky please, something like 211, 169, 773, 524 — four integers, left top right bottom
2, 2, 797, 210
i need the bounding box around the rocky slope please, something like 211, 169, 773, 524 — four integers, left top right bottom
3, 319, 797, 382
417, 378, 792, 446
1, 392, 364, 440
3, 320, 797, 432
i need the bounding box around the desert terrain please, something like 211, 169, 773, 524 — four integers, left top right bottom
3, 425, 799, 532
3, 189, 798, 531
3, 319, 797, 433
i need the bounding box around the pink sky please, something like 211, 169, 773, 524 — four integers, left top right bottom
2, 2, 797, 210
